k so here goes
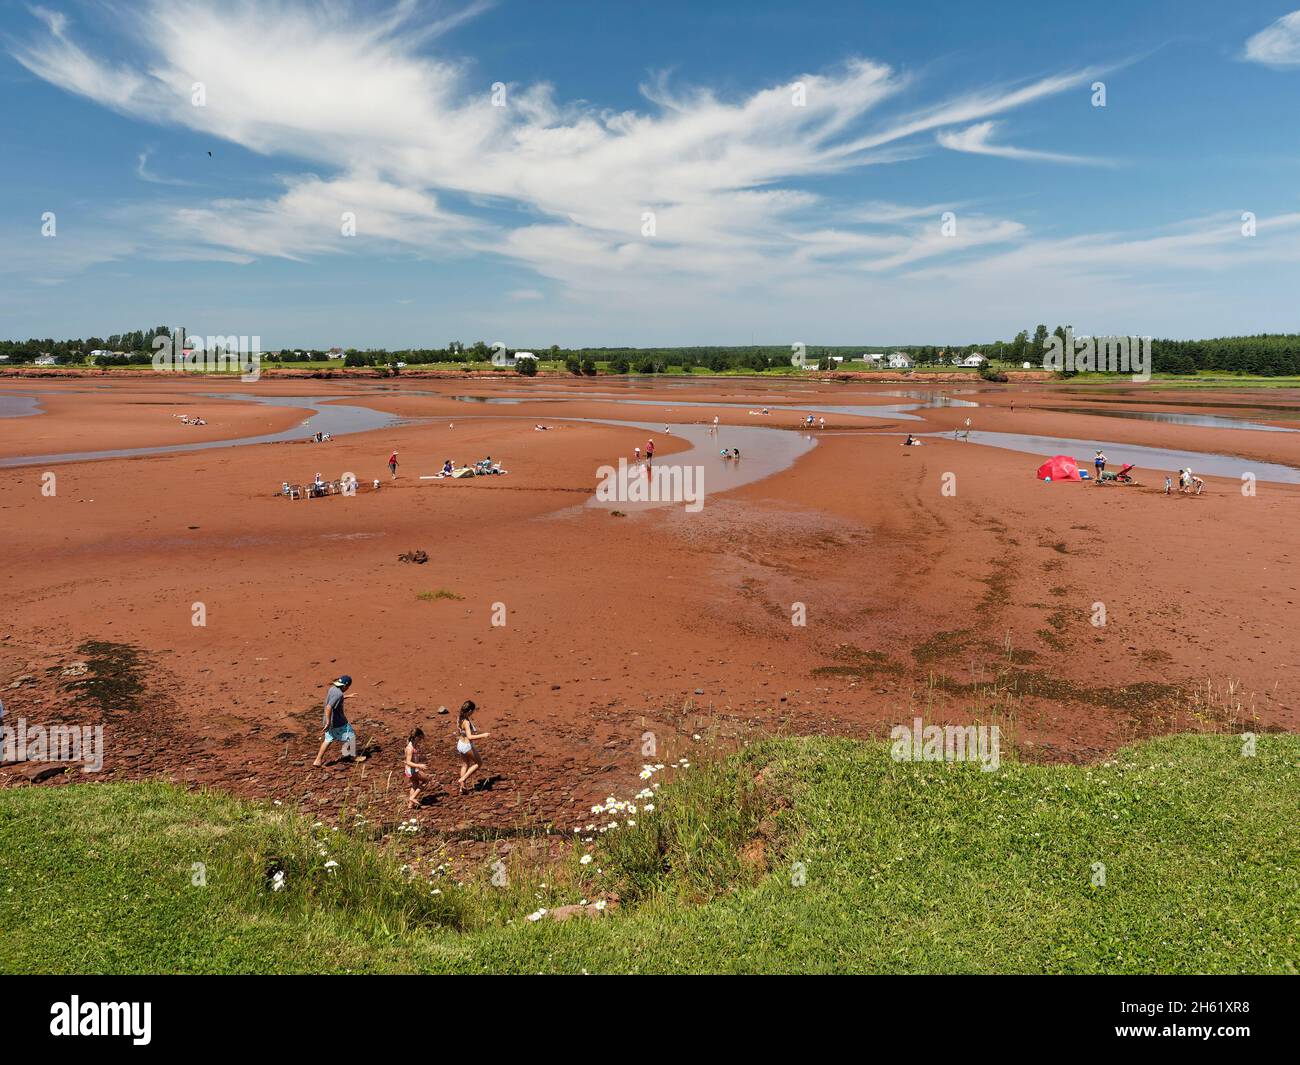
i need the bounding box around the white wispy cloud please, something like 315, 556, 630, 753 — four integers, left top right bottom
13, 0, 1282, 342
935, 121, 1112, 166
8, 0, 1097, 289
1243, 10, 1300, 67
136, 147, 194, 186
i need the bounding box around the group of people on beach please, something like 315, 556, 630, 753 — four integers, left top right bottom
312, 675, 494, 807
1095, 448, 1205, 494
1166, 468, 1205, 495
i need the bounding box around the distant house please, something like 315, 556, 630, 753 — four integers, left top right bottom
34, 355, 60, 366
513, 351, 538, 361
888, 352, 912, 369
862, 353, 885, 364
829, 355, 844, 364
959, 352, 987, 367
328, 347, 343, 357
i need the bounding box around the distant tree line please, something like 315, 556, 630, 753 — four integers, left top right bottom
6, 327, 1300, 376
952, 326, 1300, 376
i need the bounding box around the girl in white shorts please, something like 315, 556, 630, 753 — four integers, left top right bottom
455, 700, 492, 793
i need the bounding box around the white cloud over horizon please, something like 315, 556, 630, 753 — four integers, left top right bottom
5, 1, 1296, 344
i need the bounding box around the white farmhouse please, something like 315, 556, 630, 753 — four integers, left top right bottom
959, 352, 987, 367
887, 352, 913, 369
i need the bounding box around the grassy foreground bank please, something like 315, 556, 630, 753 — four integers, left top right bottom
1, 734, 1295, 974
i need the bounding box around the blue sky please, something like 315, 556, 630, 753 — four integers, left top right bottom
2, 0, 1299, 348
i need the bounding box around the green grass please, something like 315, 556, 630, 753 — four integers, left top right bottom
0, 733, 1295, 973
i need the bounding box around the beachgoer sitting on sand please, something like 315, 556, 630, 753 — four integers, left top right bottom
442, 459, 454, 476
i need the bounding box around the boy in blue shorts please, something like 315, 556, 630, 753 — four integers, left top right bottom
313, 674, 355, 767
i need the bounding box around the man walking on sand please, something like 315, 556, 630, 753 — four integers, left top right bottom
314, 674, 355, 767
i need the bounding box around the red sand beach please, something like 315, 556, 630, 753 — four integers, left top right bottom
2, 375, 1297, 832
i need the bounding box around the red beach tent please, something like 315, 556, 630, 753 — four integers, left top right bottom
1036, 455, 1082, 481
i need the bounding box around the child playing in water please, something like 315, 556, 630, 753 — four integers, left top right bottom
455, 700, 492, 793
404, 726, 429, 809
